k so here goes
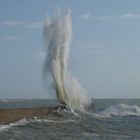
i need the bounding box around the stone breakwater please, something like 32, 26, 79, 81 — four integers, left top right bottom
0, 106, 58, 124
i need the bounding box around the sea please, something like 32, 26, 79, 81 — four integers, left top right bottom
0, 99, 140, 140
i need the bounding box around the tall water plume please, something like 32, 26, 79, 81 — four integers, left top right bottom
43, 9, 91, 113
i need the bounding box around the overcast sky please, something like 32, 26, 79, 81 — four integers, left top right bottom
0, 0, 140, 99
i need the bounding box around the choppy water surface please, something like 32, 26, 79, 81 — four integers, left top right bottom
0, 99, 140, 140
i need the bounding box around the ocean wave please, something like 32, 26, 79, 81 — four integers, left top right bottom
0, 118, 28, 132
31, 118, 76, 123
0, 117, 75, 132
0, 100, 11, 102
97, 104, 140, 117
0, 99, 28, 103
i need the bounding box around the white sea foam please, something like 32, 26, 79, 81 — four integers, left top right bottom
0, 99, 28, 103
97, 104, 140, 117
0, 117, 75, 132
31, 118, 75, 123
0, 100, 10, 102
0, 118, 28, 131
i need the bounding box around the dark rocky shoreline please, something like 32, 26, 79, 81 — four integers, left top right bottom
0, 106, 58, 125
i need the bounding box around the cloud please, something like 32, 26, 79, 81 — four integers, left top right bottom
0, 20, 43, 29
0, 21, 24, 26
76, 42, 140, 55
81, 13, 114, 22
34, 49, 46, 60
81, 13, 140, 22
25, 22, 43, 29
80, 13, 91, 20
82, 49, 105, 55
76, 42, 105, 55
77, 42, 104, 49
0, 36, 19, 42
119, 13, 140, 19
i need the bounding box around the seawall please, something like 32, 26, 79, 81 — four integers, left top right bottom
0, 106, 58, 125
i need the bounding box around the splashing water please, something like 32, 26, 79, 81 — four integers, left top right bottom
43, 9, 91, 113
99, 104, 140, 117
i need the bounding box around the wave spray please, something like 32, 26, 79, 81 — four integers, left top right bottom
43, 9, 91, 113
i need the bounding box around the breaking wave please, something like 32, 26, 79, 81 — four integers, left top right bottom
98, 104, 140, 117
0, 117, 76, 132
0, 118, 28, 132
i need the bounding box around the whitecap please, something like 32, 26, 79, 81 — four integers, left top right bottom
0, 118, 28, 132
97, 104, 140, 117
